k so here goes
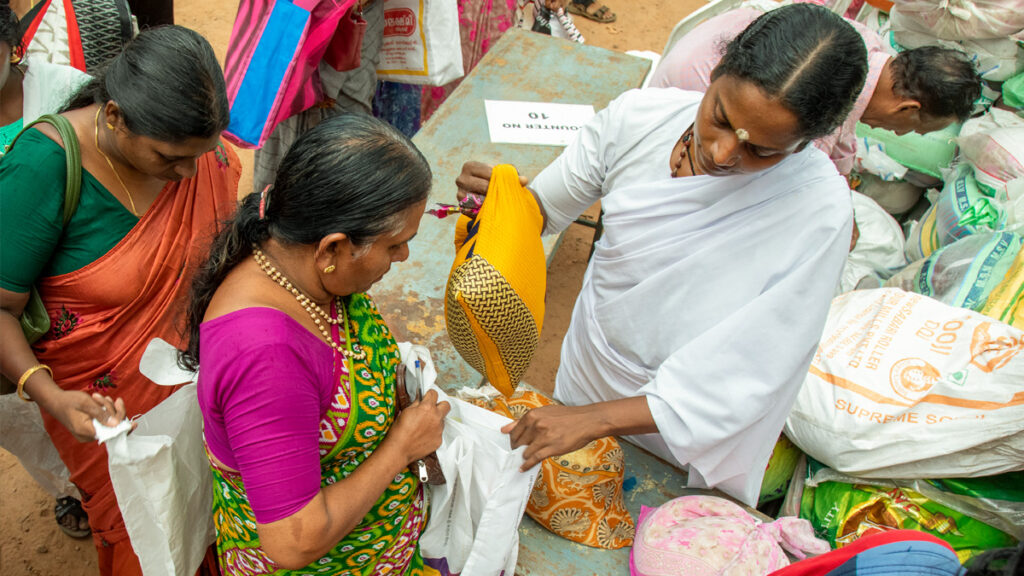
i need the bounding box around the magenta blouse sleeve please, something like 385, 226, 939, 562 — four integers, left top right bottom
199, 312, 331, 525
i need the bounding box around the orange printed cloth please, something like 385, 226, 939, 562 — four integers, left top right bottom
466, 388, 635, 549
33, 143, 240, 564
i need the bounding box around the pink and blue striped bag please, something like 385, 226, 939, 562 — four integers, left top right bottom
223, 0, 357, 148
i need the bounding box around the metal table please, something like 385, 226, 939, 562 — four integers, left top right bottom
371, 27, 651, 388
366, 26, 739, 576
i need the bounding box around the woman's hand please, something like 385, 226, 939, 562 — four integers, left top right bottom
386, 389, 450, 463
45, 390, 130, 443
544, 0, 570, 10
455, 161, 530, 216
502, 397, 659, 470
501, 404, 601, 470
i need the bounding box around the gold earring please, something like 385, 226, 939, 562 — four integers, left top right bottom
323, 265, 336, 274
106, 122, 115, 130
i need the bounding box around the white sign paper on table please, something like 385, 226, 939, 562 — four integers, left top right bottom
484, 99, 596, 146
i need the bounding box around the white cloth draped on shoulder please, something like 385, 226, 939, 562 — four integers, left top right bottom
530, 88, 853, 505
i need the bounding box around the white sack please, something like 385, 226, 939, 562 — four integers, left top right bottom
838, 191, 907, 294
785, 288, 1024, 479
398, 344, 538, 576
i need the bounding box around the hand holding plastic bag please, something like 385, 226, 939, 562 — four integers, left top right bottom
398, 343, 539, 576
105, 339, 213, 576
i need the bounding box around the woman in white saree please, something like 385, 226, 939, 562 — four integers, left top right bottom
456, 3, 869, 506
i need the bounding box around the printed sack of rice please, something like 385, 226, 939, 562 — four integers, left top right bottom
445, 165, 546, 396
784, 288, 1024, 480
904, 166, 1005, 261
803, 462, 1024, 540
798, 470, 1019, 562
980, 247, 1024, 328
886, 231, 1023, 311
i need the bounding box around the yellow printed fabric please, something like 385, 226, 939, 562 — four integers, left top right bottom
468, 388, 635, 550
980, 248, 1024, 328
445, 164, 546, 396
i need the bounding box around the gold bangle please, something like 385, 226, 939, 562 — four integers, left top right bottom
17, 364, 52, 402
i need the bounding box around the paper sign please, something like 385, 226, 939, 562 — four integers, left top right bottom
484, 100, 596, 146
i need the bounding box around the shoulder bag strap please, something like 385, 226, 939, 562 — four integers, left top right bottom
7, 113, 83, 227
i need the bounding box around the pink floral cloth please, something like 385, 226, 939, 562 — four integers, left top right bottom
630, 496, 830, 576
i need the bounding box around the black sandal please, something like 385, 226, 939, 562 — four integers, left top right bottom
568, 0, 616, 23
55, 496, 91, 539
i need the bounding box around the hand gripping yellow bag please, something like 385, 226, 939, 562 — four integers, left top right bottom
445, 165, 546, 396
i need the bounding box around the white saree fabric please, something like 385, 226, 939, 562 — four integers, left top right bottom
530, 89, 853, 505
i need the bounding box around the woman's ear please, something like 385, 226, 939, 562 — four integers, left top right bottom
315, 232, 351, 271
894, 99, 922, 115
104, 101, 126, 133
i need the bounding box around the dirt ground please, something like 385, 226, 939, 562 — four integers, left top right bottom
0, 0, 699, 574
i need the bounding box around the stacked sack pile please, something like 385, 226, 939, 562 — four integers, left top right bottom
762, 0, 1024, 563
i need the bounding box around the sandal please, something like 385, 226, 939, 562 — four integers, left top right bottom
567, 0, 616, 23
55, 496, 91, 539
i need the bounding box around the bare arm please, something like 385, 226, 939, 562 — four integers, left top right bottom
0, 287, 126, 441
501, 396, 657, 470
255, 390, 450, 570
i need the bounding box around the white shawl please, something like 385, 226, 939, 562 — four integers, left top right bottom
531, 88, 852, 505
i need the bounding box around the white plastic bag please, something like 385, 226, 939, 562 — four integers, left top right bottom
0, 395, 78, 499
838, 191, 907, 294
854, 138, 910, 182
398, 344, 538, 576
890, 0, 1024, 41
106, 339, 213, 576
376, 0, 464, 85
958, 109, 1024, 197
785, 288, 1024, 479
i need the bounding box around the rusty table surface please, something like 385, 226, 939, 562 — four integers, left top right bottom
371, 27, 651, 389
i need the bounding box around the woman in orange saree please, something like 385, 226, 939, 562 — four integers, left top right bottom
0, 26, 237, 576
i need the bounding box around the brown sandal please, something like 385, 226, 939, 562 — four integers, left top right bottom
568, 0, 616, 23
55, 496, 91, 539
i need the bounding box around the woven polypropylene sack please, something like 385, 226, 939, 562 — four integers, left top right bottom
445, 165, 545, 396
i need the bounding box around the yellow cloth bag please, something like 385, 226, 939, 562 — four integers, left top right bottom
445, 165, 546, 396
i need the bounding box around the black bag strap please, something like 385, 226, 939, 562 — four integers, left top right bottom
7, 114, 83, 226
17, 0, 49, 40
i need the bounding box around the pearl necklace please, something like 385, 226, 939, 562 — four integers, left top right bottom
252, 246, 366, 359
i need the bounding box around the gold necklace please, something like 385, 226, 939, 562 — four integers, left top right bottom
93, 108, 139, 217
252, 246, 366, 359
